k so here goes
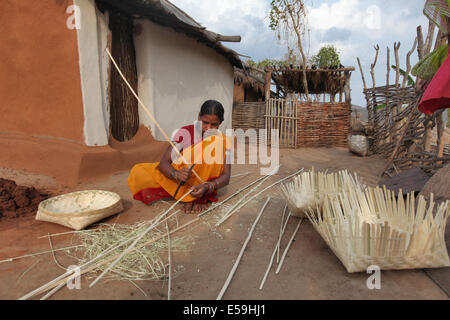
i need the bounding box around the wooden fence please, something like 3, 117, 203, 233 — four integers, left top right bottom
296, 102, 351, 148
232, 99, 351, 149
265, 99, 350, 148
232, 102, 265, 131
265, 98, 298, 148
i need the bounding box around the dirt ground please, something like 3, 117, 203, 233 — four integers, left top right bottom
0, 147, 449, 300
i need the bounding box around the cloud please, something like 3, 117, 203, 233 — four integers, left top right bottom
170, 0, 283, 61
308, 0, 381, 31
321, 27, 352, 42
167, 0, 430, 107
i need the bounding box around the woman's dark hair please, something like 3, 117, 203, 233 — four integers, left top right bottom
199, 100, 224, 123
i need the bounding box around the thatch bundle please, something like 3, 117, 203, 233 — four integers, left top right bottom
234, 68, 265, 96
279, 170, 365, 218
306, 186, 450, 273
272, 68, 350, 95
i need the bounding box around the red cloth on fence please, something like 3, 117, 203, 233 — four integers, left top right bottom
418, 48, 450, 114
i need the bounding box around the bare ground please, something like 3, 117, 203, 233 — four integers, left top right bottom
0, 147, 448, 300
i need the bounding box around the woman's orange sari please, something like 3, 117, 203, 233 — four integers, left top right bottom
128, 131, 230, 205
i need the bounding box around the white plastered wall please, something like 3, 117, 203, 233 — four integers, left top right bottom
134, 19, 234, 141
74, 0, 110, 146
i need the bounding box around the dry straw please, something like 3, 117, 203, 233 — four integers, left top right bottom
306, 186, 450, 273
279, 169, 365, 218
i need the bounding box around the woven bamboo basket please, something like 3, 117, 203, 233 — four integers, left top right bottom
307, 186, 450, 273
36, 190, 123, 230
279, 169, 365, 218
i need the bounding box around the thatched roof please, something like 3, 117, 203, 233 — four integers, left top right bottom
96, 0, 243, 68
234, 65, 266, 95
271, 67, 355, 95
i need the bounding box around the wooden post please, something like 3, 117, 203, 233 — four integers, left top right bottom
370, 45, 380, 130
423, 116, 433, 152
264, 69, 272, 101
394, 42, 401, 88
417, 25, 425, 60
393, 42, 401, 142
265, 68, 272, 146
402, 38, 418, 88
436, 110, 445, 164
424, 20, 436, 55
343, 71, 352, 106
385, 47, 391, 146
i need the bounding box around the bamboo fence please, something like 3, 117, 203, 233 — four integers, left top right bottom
296, 102, 351, 148
232, 102, 265, 141
265, 98, 298, 148
357, 28, 449, 176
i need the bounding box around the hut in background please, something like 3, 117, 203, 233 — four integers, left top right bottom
233, 64, 266, 104
0, 0, 242, 186
266, 66, 355, 148
232, 64, 267, 133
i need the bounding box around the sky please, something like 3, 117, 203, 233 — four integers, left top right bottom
170, 0, 430, 107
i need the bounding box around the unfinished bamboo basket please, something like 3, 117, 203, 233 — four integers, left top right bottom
279, 169, 365, 218
306, 186, 450, 273
36, 190, 123, 231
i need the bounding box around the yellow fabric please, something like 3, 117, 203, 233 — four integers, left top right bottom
127, 133, 230, 202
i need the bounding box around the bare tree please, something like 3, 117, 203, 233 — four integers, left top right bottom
270, 0, 310, 99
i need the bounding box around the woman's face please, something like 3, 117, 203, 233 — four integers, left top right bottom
198, 114, 221, 134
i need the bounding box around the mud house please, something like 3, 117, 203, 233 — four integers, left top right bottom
233, 64, 266, 104
0, 0, 242, 186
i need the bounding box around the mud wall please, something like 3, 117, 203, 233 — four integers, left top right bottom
0, 0, 85, 143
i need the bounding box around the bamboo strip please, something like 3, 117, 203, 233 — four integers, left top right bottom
216, 168, 305, 227
105, 48, 203, 183
40, 282, 65, 300
89, 190, 193, 287
1, 245, 83, 264
259, 212, 291, 290
166, 222, 172, 301
20, 216, 201, 300
17, 260, 40, 283
275, 219, 303, 274
215, 175, 271, 226
198, 175, 271, 218
216, 197, 271, 300
278, 205, 288, 263
20, 176, 273, 299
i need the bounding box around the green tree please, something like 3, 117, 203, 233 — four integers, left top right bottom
269, 0, 310, 97
310, 45, 341, 68
247, 58, 290, 69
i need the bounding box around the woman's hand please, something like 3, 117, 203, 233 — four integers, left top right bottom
190, 184, 210, 198
173, 168, 192, 183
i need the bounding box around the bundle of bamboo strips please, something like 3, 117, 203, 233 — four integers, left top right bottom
306, 186, 450, 273
17, 173, 278, 299
279, 169, 365, 218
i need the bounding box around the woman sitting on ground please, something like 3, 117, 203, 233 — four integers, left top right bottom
127, 100, 231, 214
